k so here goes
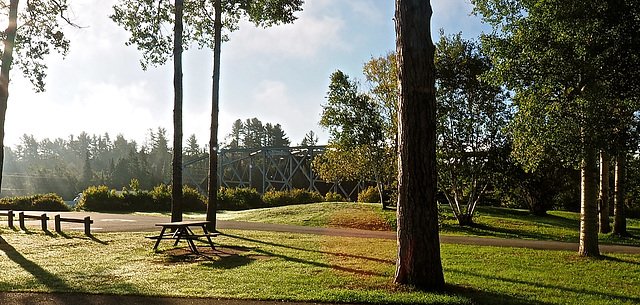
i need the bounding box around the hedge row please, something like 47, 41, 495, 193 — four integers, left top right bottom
75, 184, 206, 212
0, 193, 70, 211
75, 185, 349, 212
218, 188, 346, 210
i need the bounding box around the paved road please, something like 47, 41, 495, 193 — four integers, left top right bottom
8, 211, 640, 254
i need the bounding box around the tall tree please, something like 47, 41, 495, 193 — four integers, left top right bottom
299, 130, 318, 146
394, 0, 445, 290
206, 0, 222, 230
0, 0, 77, 193
472, 0, 640, 257
317, 70, 390, 207
112, 0, 303, 224
435, 32, 509, 225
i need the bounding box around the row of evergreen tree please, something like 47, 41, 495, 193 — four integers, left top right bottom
1, 118, 318, 200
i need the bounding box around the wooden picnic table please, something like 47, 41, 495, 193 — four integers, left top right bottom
147, 221, 219, 253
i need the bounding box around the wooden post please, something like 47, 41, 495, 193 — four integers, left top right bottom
40, 213, 48, 231
84, 216, 91, 236
55, 215, 62, 233
7, 210, 13, 228
18, 211, 26, 231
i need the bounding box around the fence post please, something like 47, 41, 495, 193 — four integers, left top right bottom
18, 212, 26, 231
55, 215, 62, 233
40, 213, 48, 231
84, 216, 91, 236
7, 210, 13, 228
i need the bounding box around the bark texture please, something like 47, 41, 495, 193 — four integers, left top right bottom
598, 152, 610, 234
579, 147, 599, 257
394, 0, 445, 290
613, 154, 627, 235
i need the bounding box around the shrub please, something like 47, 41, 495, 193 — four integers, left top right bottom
263, 189, 323, 206
76, 186, 122, 211
324, 192, 345, 202
183, 186, 206, 212
263, 190, 294, 206
358, 186, 380, 203
152, 184, 172, 210
77, 184, 206, 212
0, 193, 70, 211
290, 189, 323, 204
218, 187, 264, 210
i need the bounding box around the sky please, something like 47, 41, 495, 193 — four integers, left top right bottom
4, 0, 491, 150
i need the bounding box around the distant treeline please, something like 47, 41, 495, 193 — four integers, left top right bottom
1, 119, 319, 200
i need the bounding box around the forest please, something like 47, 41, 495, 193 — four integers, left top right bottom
0, 117, 315, 200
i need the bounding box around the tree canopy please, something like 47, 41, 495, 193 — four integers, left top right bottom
472, 0, 640, 256
110, 0, 303, 69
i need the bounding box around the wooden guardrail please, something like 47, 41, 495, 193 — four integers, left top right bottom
54, 215, 93, 236
0, 210, 93, 236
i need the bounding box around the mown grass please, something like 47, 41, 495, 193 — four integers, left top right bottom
212, 202, 640, 246
0, 228, 638, 304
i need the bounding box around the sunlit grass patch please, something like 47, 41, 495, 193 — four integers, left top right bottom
0, 228, 639, 304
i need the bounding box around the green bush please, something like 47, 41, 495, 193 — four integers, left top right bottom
0, 193, 70, 211
262, 190, 294, 206
77, 184, 206, 212
262, 189, 323, 206
358, 186, 380, 203
290, 189, 323, 204
76, 186, 122, 211
183, 186, 207, 212
324, 192, 345, 202
217, 187, 264, 210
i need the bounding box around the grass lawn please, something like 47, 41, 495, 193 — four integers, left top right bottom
212, 203, 640, 246
0, 228, 639, 304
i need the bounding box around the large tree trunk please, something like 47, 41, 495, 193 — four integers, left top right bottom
394, 0, 445, 290
613, 153, 627, 235
0, 0, 19, 195
171, 0, 184, 222
579, 147, 599, 257
206, 0, 222, 231
598, 151, 611, 233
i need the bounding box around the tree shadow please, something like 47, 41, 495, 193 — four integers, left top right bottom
51, 230, 108, 245
222, 232, 395, 264
221, 233, 392, 277
450, 268, 640, 304
446, 284, 552, 305
0, 236, 149, 299
0, 235, 72, 291
598, 254, 640, 266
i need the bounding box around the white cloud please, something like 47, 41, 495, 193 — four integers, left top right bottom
225, 7, 345, 59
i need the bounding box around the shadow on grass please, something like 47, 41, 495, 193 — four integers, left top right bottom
446, 284, 551, 305
450, 268, 640, 304
53, 230, 108, 245
599, 254, 640, 266
0, 236, 71, 291
221, 233, 392, 277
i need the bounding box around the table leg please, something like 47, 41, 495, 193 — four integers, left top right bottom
201, 225, 216, 250
153, 227, 167, 250
174, 227, 186, 246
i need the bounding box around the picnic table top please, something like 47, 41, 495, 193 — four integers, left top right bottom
155, 220, 211, 227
